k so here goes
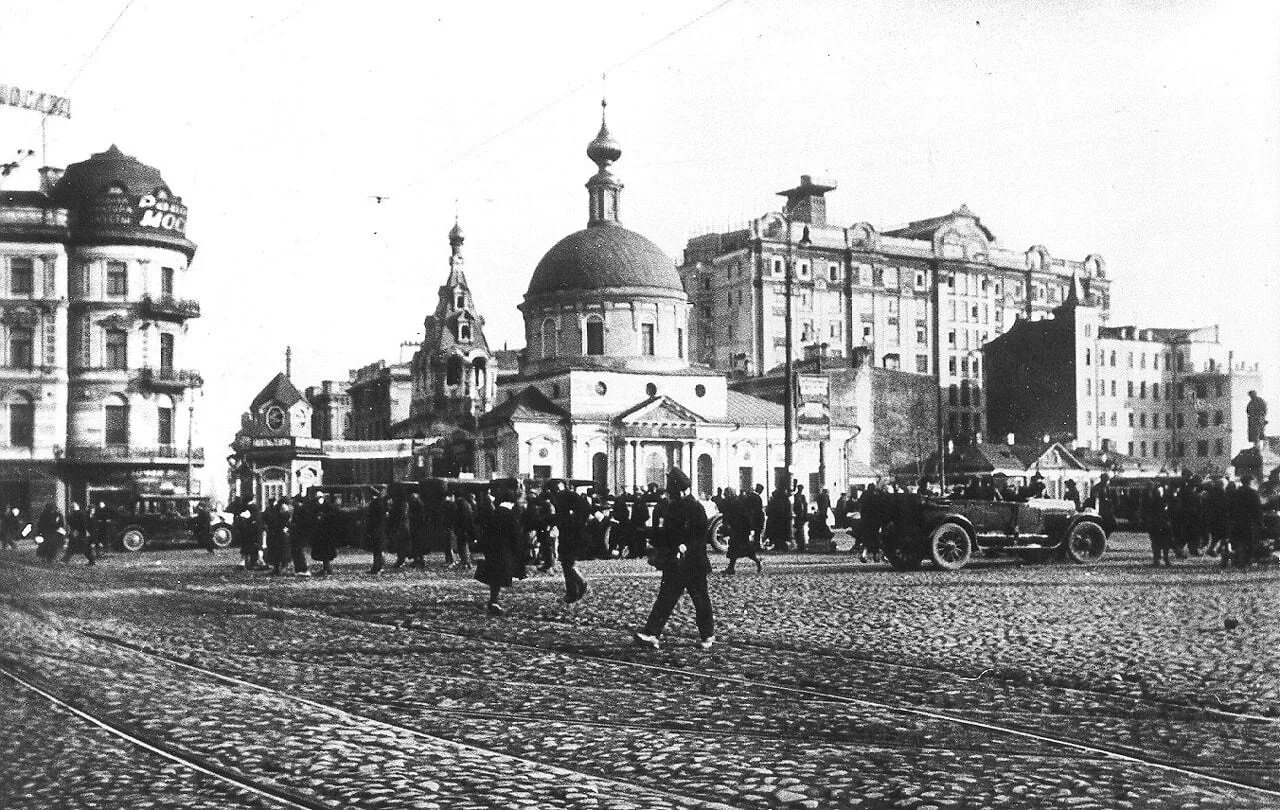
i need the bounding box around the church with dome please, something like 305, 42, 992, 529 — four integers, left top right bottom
477, 106, 864, 496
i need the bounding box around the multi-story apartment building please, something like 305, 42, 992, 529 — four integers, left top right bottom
679, 176, 1113, 444
0, 146, 203, 511
984, 289, 1262, 476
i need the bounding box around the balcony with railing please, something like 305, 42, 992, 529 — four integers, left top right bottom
133, 367, 204, 392
136, 295, 201, 321
64, 443, 205, 464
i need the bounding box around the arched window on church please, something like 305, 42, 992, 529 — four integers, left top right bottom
585, 315, 604, 356
455, 293, 465, 309
542, 318, 557, 358
446, 355, 463, 386
457, 318, 472, 342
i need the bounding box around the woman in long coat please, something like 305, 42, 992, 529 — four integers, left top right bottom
764, 488, 791, 552
476, 480, 526, 615
310, 493, 340, 575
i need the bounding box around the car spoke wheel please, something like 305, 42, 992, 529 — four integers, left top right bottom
929, 522, 972, 571
211, 525, 233, 548
120, 528, 146, 553
1065, 521, 1106, 564
706, 515, 728, 553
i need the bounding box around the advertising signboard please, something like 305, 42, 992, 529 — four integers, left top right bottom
796, 374, 830, 441
0, 84, 71, 119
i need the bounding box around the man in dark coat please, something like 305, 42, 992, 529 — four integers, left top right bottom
192, 501, 215, 554
552, 481, 590, 603
34, 503, 66, 564
722, 487, 761, 574
263, 498, 293, 576
476, 479, 526, 615
1204, 478, 1230, 558
1229, 475, 1265, 569
1143, 484, 1172, 566
61, 502, 95, 565
627, 493, 650, 559
408, 491, 429, 567
287, 496, 312, 574
1091, 474, 1117, 536
634, 468, 714, 650
91, 502, 112, 553
1, 506, 21, 550
791, 484, 808, 552
1063, 480, 1081, 511
816, 487, 832, 532
455, 490, 476, 568
310, 493, 339, 575
364, 487, 389, 574
856, 484, 883, 563
1175, 476, 1205, 556
746, 484, 766, 553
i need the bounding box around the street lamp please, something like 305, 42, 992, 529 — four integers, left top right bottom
782, 217, 811, 494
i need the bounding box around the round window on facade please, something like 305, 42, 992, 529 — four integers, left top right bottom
595, 381, 607, 395
695, 384, 706, 398
645, 382, 657, 397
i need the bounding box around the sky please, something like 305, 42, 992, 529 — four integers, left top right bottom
1, 0, 1278, 495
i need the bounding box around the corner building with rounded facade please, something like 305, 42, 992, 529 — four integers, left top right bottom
0, 146, 202, 511
480, 112, 863, 496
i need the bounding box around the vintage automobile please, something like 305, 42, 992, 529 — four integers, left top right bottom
117, 495, 233, 552
878, 493, 1107, 571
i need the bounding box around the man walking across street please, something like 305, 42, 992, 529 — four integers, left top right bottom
60, 502, 95, 566
552, 480, 590, 603
634, 468, 714, 650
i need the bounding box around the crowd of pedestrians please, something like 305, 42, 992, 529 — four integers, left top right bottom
1139, 472, 1271, 568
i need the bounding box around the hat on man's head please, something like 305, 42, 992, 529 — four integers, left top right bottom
666, 467, 691, 492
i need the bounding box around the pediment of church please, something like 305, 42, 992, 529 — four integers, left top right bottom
615, 395, 707, 426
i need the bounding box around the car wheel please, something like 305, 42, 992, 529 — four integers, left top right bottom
211, 524, 233, 548
1064, 521, 1106, 564
929, 522, 972, 571
706, 514, 728, 553
120, 528, 146, 553
881, 523, 921, 571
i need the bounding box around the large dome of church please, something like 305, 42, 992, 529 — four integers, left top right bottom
527, 222, 681, 297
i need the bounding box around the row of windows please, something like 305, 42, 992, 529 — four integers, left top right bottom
73, 261, 177, 299
541, 317, 681, 360
1119, 439, 1227, 459
947, 412, 984, 435
1085, 409, 1226, 430
1085, 377, 1225, 401
947, 383, 983, 407
1, 394, 176, 447
1083, 347, 1224, 375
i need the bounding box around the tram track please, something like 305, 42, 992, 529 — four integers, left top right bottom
0, 664, 335, 810
84, 587, 1280, 799
6, 555, 1280, 802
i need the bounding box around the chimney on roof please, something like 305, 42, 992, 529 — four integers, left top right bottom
777, 175, 837, 226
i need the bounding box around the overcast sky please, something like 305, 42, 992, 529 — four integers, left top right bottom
2, 0, 1278, 493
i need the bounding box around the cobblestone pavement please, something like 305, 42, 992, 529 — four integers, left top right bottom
1, 532, 1277, 809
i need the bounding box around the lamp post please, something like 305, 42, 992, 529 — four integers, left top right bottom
781, 217, 811, 493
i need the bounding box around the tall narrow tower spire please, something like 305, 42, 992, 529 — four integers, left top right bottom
586, 98, 623, 226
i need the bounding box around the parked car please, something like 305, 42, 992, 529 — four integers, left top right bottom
878, 493, 1107, 571
117, 496, 232, 552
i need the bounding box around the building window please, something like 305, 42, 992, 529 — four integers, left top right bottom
948, 385, 958, 405
8, 326, 33, 369
10, 258, 34, 296
105, 329, 128, 370
1128, 412, 1135, 427
829, 264, 839, 281
1214, 409, 1223, 426
161, 266, 175, 297
541, 318, 557, 358
645, 382, 657, 397
915, 271, 926, 289
1177, 441, 1186, 457
446, 355, 462, 386
1139, 441, 1147, 457
1110, 412, 1117, 427
772, 258, 783, 276
1085, 349, 1090, 366
1215, 438, 1224, 456
105, 397, 129, 446
1085, 379, 1092, 396
882, 353, 900, 370
1196, 440, 1209, 457
1085, 411, 1092, 426
1177, 413, 1185, 429
863, 325, 872, 341
798, 262, 809, 279
157, 405, 174, 445
1215, 382, 1224, 398
106, 261, 128, 297
1197, 411, 1209, 428
677, 328, 684, 359
1152, 383, 1159, 399
641, 323, 655, 356
1128, 441, 1134, 456
458, 320, 472, 342
585, 317, 604, 355
916, 328, 926, 344
159, 333, 175, 370
1139, 381, 1146, 399
1108, 351, 1115, 367
916, 355, 928, 374
1127, 381, 1134, 398
7, 392, 33, 447
1110, 380, 1116, 397
947, 330, 956, 346
949, 356, 957, 374
1139, 413, 1146, 428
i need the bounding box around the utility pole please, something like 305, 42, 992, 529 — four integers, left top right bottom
186, 400, 195, 495
933, 260, 946, 491
782, 215, 793, 493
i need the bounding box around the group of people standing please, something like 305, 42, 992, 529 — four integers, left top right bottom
1140, 473, 1271, 568
230, 494, 340, 576
1, 500, 203, 565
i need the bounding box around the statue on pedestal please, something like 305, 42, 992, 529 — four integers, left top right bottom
1246, 390, 1268, 445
